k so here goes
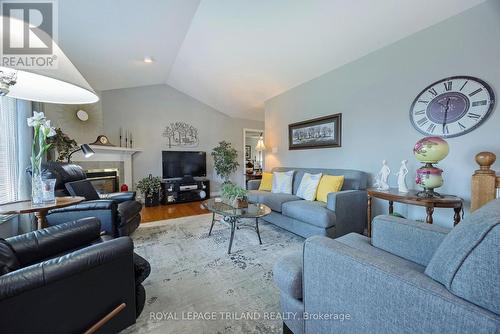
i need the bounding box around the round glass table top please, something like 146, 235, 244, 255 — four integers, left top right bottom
203, 198, 271, 218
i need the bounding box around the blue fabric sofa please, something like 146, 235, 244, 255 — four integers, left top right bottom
247, 167, 368, 238
273, 198, 500, 334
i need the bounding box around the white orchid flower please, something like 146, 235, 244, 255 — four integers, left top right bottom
41, 120, 56, 137
27, 111, 47, 127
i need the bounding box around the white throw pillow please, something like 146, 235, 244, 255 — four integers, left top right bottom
296, 173, 322, 201
272, 171, 294, 194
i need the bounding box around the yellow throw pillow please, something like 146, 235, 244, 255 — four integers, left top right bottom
316, 175, 344, 202
258, 172, 273, 191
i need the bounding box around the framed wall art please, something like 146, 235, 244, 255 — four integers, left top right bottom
288, 113, 342, 150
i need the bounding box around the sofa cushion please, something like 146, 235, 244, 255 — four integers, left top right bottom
117, 200, 143, 225
282, 200, 336, 228
273, 251, 303, 300
425, 199, 500, 314
247, 190, 300, 213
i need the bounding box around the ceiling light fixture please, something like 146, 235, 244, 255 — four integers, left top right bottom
0, 16, 99, 104
143, 56, 154, 63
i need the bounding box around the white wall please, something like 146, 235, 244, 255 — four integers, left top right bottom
102, 84, 263, 192
264, 1, 500, 227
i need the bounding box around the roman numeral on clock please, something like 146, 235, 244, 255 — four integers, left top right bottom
443, 81, 452, 91
443, 125, 449, 135
467, 112, 481, 119
418, 100, 429, 104
428, 88, 438, 96
417, 117, 428, 126
414, 110, 425, 115
469, 88, 483, 97
472, 100, 487, 107
427, 123, 436, 133
458, 122, 466, 130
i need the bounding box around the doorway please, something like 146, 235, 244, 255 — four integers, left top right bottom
243, 128, 264, 188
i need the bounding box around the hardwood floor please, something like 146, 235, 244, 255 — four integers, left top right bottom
141, 201, 209, 223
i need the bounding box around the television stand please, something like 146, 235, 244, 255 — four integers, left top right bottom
161, 177, 210, 205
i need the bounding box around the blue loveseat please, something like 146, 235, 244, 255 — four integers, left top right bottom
273, 199, 500, 334
247, 167, 368, 238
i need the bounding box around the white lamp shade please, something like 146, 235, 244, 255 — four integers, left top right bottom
0, 16, 98, 104
256, 138, 266, 152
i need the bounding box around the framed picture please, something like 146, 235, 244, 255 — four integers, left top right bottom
245, 145, 252, 160
288, 113, 342, 150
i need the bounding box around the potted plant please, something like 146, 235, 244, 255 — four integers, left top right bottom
211, 141, 239, 184
47, 128, 78, 162
221, 182, 248, 208
136, 174, 162, 207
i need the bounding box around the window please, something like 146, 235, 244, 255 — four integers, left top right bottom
0, 97, 20, 204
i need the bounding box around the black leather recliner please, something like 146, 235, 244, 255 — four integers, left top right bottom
0, 218, 149, 334
41, 162, 142, 237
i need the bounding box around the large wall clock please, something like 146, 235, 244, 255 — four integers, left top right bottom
410, 76, 495, 138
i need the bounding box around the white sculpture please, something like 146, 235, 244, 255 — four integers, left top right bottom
395, 160, 409, 193
375, 160, 391, 191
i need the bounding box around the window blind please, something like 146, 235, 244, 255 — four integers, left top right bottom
0, 97, 19, 204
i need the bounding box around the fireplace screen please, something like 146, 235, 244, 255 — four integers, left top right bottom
85, 169, 119, 194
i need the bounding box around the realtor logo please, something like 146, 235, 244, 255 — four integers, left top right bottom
1, 0, 58, 69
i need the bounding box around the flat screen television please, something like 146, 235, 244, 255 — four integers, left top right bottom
162, 151, 206, 179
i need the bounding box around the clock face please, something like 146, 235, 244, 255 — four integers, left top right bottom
410, 76, 495, 138
99, 136, 108, 144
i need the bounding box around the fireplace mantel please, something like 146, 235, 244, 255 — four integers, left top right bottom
71, 145, 142, 188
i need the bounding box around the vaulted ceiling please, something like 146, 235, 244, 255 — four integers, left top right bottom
59, 0, 486, 121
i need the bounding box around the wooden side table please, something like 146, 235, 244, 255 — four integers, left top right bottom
0, 196, 85, 230
367, 188, 463, 237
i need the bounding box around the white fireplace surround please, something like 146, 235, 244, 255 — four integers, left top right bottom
70, 145, 142, 188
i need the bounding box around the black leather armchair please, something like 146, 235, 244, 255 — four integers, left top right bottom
41, 162, 142, 237
0, 218, 141, 334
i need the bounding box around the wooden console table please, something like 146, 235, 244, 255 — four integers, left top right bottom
0, 196, 85, 230
367, 188, 463, 237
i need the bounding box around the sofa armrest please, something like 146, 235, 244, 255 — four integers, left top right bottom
49, 199, 117, 213
100, 191, 136, 203
303, 236, 498, 334
372, 215, 450, 266
247, 179, 261, 190
326, 190, 367, 236
46, 200, 118, 236
6, 218, 101, 266
0, 237, 136, 333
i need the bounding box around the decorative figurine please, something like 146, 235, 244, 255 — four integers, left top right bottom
375, 160, 391, 191
395, 160, 409, 193
413, 136, 449, 198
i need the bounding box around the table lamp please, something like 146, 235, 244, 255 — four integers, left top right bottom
0, 16, 98, 104
67, 144, 95, 163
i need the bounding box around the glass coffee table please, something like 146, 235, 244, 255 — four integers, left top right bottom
203, 198, 271, 254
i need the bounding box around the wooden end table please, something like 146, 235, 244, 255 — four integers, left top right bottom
0, 196, 85, 230
367, 188, 463, 237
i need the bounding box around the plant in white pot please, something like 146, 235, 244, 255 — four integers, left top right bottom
211, 141, 239, 184
136, 174, 162, 207
221, 183, 248, 208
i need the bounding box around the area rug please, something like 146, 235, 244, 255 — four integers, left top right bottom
123, 213, 304, 334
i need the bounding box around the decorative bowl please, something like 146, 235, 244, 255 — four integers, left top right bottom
413, 137, 449, 163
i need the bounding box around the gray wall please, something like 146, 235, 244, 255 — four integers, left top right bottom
264, 1, 500, 227
102, 84, 263, 192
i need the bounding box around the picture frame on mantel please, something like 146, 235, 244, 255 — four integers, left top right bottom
288, 113, 342, 150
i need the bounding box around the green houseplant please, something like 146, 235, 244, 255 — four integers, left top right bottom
221, 182, 248, 208
211, 141, 239, 183
136, 174, 162, 207
47, 128, 78, 162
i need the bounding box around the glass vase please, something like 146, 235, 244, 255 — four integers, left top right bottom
31, 160, 43, 205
